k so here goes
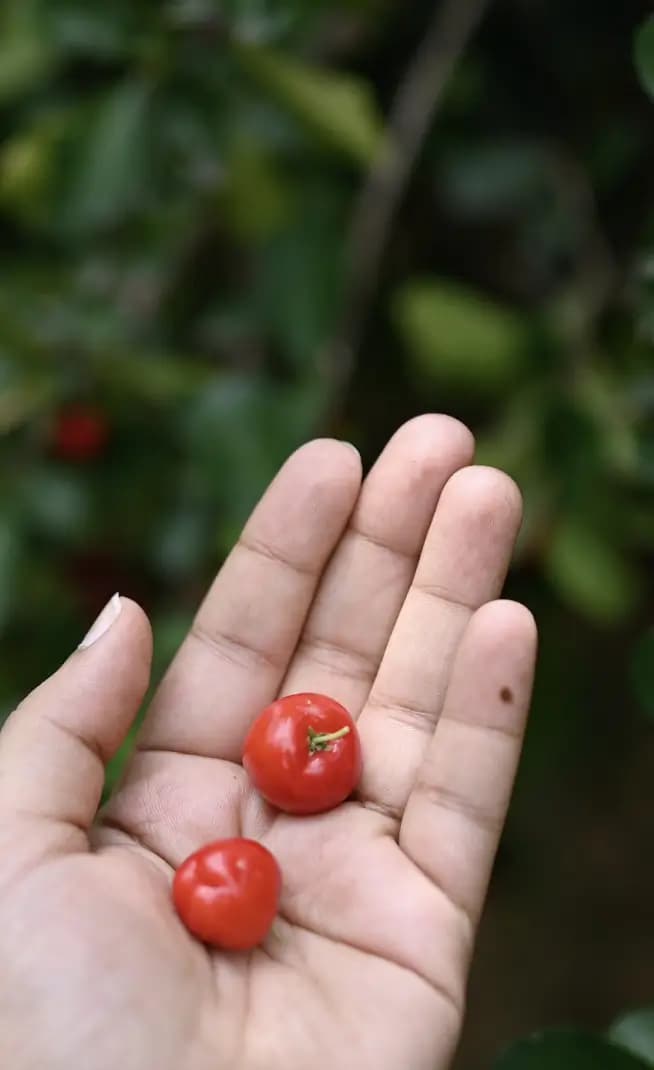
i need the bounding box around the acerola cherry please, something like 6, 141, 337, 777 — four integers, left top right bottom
243, 692, 362, 815
173, 838, 281, 951
52, 404, 109, 462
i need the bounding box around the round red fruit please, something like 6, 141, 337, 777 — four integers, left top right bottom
52, 404, 109, 462
243, 692, 362, 815
173, 838, 281, 951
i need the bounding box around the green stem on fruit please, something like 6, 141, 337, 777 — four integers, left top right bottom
307, 725, 351, 753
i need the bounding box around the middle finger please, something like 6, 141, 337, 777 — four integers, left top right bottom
280, 415, 475, 714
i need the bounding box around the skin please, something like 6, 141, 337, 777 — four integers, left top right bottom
0, 415, 537, 1070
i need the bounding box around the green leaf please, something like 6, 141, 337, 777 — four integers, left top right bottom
393, 278, 528, 393
222, 141, 291, 238
256, 183, 345, 366
545, 518, 641, 624
630, 632, 654, 719
63, 79, 152, 232
0, 112, 70, 227
21, 468, 91, 542
635, 17, 654, 100
494, 1030, 652, 1069
0, 379, 55, 434
0, 518, 21, 631
181, 375, 316, 548
611, 1010, 654, 1065
91, 353, 208, 404
45, 2, 137, 59
151, 509, 210, 580
0, 0, 55, 103
236, 45, 383, 163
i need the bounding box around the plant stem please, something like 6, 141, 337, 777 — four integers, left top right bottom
320, 0, 493, 428
307, 725, 351, 753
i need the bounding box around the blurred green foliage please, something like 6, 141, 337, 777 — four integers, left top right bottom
635, 16, 654, 101
496, 1009, 654, 1068
611, 1009, 654, 1065
495, 1031, 652, 1070
1, 1, 654, 1065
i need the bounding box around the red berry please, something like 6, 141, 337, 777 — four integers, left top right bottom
52, 404, 109, 462
173, 839, 281, 951
243, 692, 362, 815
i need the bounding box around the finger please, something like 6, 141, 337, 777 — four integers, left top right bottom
357, 466, 523, 820
138, 440, 362, 761
0, 596, 152, 856
400, 600, 537, 936
281, 415, 475, 714
102, 417, 474, 869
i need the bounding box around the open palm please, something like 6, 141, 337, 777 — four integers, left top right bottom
0, 416, 537, 1070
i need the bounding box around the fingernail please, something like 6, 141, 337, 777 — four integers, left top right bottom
78, 593, 122, 649
340, 441, 360, 456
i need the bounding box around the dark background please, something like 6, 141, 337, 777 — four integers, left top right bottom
1, 2, 653, 1066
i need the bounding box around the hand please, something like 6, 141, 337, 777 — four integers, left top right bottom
0, 416, 537, 1070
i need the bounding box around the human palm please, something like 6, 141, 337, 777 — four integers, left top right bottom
0, 417, 537, 1070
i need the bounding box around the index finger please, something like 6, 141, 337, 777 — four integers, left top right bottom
138, 439, 362, 761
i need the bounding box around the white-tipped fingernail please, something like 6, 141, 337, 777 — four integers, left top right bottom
78, 593, 122, 649
340, 441, 360, 456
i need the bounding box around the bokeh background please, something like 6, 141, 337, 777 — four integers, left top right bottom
1, 1, 653, 1066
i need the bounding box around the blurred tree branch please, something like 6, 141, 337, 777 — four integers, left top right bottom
321, 0, 493, 424
547, 148, 617, 344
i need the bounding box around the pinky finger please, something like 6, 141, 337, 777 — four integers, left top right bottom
400, 600, 537, 938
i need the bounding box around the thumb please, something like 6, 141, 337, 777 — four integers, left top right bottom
0, 595, 152, 846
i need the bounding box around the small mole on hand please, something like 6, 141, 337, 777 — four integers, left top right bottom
499, 686, 513, 703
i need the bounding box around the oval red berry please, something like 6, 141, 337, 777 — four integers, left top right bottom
52, 404, 109, 462
173, 838, 281, 951
243, 692, 362, 815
